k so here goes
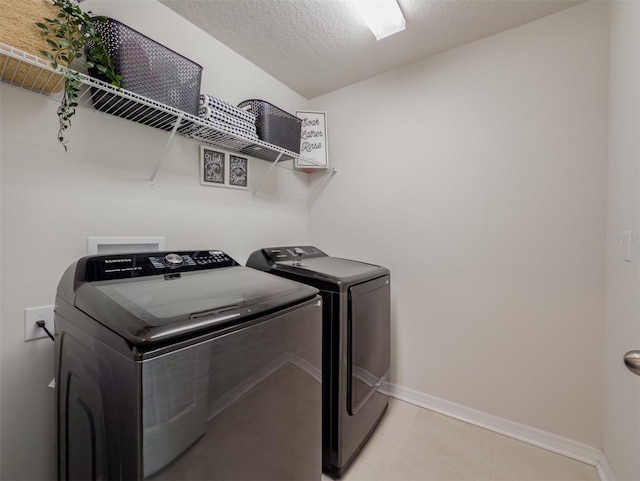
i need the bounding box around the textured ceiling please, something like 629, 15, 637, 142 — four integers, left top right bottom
160, 0, 585, 99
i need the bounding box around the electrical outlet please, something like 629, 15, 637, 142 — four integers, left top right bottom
24, 305, 55, 342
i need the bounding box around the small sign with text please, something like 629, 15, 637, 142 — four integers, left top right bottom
295, 110, 328, 170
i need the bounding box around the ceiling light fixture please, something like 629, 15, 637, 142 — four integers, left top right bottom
351, 0, 406, 41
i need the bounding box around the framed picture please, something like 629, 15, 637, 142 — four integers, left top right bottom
295, 110, 328, 170
228, 155, 248, 189
200, 147, 225, 185
200, 146, 249, 190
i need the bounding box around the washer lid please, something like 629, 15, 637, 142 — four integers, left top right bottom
275, 257, 389, 286
73, 266, 317, 344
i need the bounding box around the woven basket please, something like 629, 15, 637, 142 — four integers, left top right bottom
0, 0, 64, 92
237, 100, 302, 155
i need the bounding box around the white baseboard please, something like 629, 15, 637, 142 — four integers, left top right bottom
596, 456, 616, 481
381, 382, 614, 480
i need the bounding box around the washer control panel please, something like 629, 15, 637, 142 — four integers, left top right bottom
81, 250, 238, 281
263, 246, 327, 262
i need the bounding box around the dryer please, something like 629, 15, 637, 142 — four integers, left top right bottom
246, 246, 390, 478
55, 250, 323, 480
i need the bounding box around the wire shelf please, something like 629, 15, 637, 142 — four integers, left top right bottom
0, 42, 303, 164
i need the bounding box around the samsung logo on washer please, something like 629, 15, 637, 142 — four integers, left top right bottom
104, 259, 131, 263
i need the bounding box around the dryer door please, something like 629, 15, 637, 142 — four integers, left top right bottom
347, 275, 390, 415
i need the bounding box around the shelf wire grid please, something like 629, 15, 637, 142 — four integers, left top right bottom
0, 42, 306, 163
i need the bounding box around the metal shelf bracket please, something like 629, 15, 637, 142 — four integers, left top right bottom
149, 113, 185, 187
252, 151, 284, 198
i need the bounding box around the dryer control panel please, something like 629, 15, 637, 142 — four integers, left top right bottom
262, 246, 327, 262
246, 246, 328, 272
80, 250, 239, 281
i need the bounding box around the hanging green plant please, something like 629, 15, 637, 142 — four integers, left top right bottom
36, 0, 121, 150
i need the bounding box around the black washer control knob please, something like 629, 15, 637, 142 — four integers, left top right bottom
164, 253, 184, 267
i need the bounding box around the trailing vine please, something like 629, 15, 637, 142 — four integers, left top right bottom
36, 0, 121, 150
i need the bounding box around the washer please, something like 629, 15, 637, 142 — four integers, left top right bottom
246, 246, 390, 478
55, 250, 323, 481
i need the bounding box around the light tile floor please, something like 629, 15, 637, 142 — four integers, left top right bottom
323, 399, 600, 481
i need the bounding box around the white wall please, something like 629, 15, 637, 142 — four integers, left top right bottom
604, 1, 640, 480
0, 1, 619, 478
0, 1, 310, 479
308, 1, 608, 447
